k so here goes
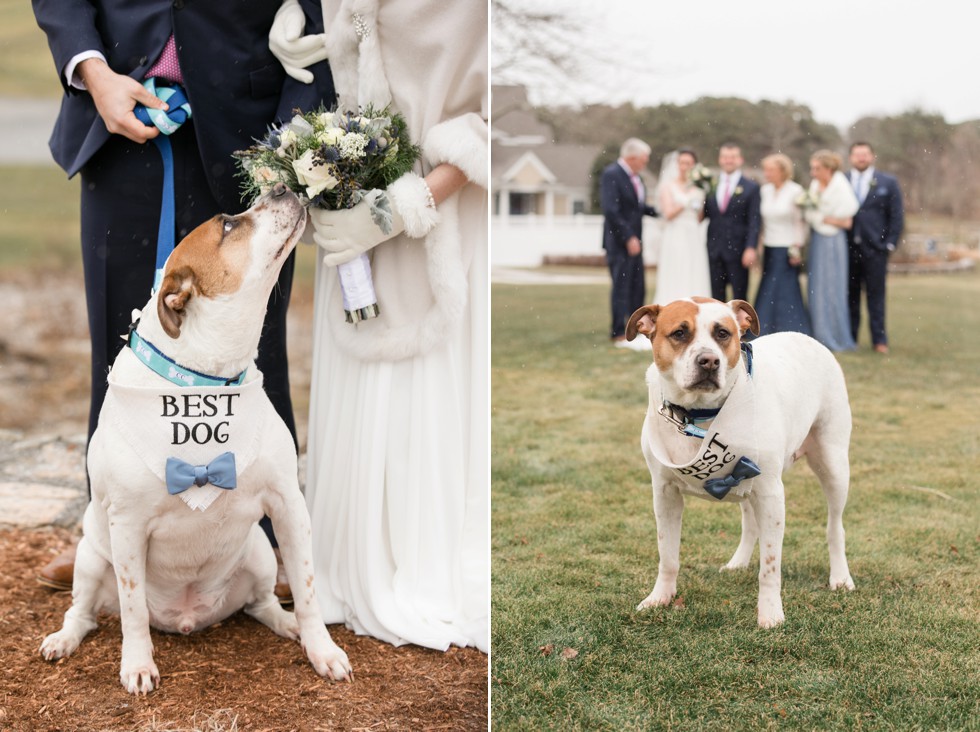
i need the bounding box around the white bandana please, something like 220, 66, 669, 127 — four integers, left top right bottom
100, 373, 270, 511
646, 369, 760, 499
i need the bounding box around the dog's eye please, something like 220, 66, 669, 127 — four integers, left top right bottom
222, 220, 235, 234
716, 328, 731, 341
670, 328, 686, 340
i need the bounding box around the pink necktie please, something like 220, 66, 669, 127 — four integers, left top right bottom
631, 175, 643, 202
145, 35, 184, 84
720, 176, 732, 212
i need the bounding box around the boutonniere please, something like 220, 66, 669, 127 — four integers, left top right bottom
869, 178, 878, 188
734, 185, 744, 196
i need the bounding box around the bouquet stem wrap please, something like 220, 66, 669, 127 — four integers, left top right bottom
234, 105, 420, 325
338, 254, 380, 323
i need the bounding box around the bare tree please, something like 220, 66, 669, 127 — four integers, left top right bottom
491, 0, 586, 100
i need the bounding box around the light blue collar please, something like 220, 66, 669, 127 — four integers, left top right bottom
127, 328, 246, 388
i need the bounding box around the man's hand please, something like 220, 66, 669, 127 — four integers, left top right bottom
741, 247, 758, 269
626, 236, 642, 256
80, 59, 167, 144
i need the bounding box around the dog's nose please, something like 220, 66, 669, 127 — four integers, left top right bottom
270, 182, 288, 197
697, 352, 720, 372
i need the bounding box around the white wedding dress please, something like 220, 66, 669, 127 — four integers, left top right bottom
303, 0, 488, 652
655, 181, 711, 305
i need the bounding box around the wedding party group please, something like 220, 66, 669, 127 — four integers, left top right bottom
601, 138, 904, 353
31, 0, 488, 677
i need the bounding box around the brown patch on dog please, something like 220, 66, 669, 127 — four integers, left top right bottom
156, 215, 255, 338
640, 300, 702, 372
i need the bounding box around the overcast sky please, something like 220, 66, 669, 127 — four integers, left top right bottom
498, 0, 980, 129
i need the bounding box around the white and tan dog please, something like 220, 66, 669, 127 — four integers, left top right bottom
40, 184, 352, 693
627, 297, 854, 628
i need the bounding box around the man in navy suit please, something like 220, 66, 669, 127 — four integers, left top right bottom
601, 138, 658, 346
703, 143, 761, 301
32, 0, 334, 588
846, 142, 904, 354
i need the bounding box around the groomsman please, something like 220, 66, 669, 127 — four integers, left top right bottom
846, 141, 904, 354
703, 143, 761, 301
600, 138, 658, 347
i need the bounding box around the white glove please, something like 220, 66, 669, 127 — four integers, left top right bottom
311, 173, 441, 267
269, 0, 328, 84
311, 190, 405, 267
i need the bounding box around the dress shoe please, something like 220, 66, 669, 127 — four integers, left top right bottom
874, 344, 890, 355
37, 545, 76, 591
273, 548, 293, 606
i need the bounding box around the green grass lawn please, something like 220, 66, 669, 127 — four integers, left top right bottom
0, 1, 62, 98
491, 270, 980, 731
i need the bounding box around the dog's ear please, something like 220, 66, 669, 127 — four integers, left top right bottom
727, 299, 760, 337
157, 268, 197, 339
626, 305, 660, 341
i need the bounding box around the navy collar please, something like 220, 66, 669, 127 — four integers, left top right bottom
126, 323, 246, 388
659, 342, 753, 439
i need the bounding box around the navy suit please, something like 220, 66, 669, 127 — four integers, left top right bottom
703, 174, 761, 301
846, 169, 904, 346
600, 162, 657, 338
32, 1, 336, 515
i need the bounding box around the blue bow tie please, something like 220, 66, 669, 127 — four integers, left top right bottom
165, 452, 237, 495
703, 456, 761, 500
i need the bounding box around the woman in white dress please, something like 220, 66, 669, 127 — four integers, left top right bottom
270, 1, 488, 652
654, 149, 711, 305
755, 153, 811, 336
805, 150, 859, 352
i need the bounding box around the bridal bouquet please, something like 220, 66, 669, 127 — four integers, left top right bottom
689, 163, 714, 192
795, 189, 820, 210
235, 106, 420, 323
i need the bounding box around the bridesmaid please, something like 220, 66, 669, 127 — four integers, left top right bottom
804, 150, 859, 352
755, 153, 811, 336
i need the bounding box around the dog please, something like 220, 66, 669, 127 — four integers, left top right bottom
40, 184, 352, 693
626, 297, 854, 628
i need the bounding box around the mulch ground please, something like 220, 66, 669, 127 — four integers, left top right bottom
0, 527, 488, 731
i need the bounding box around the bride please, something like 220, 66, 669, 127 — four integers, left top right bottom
654, 149, 712, 304
269, 1, 488, 652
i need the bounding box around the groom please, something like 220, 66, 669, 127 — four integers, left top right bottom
846, 141, 904, 354
600, 137, 658, 345
703, 143, 761, 301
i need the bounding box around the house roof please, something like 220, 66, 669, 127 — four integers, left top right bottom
492, 141, 601, 189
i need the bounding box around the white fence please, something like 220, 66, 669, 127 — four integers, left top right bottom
491, 214, 663, 268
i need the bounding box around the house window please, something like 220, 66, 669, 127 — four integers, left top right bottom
509, 192, 535, 215
572, 200, 586, 215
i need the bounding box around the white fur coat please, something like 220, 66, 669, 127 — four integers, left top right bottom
318, 0, 488, 361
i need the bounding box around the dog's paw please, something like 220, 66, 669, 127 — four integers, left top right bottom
637, 588, 676, 610
40, 630, 81, 661
120, 659, 160, 695
829, 574, 855, 591
757, 596, 785, 629
247, 600, 301, 640
306, 640, 353, 682
719, 560, 751, 572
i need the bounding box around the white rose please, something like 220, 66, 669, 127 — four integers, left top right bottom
317, 112, 336, 127
316, 128, 345, 146
276, 129, 298, 157
292, 150, 338, 198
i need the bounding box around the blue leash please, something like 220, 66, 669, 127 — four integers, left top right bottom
133, 78, 192, 292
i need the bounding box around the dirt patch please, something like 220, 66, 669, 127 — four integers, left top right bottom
0, 527, 488, 731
